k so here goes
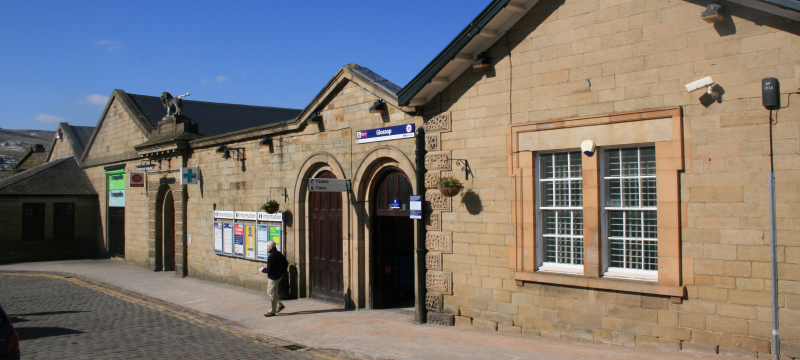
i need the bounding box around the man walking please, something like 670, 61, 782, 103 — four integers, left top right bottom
259, 241, 287, 317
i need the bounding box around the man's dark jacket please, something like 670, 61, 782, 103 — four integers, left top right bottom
261, 248, 288, 280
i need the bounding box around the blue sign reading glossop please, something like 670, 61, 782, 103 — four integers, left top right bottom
356, 123, 415, 144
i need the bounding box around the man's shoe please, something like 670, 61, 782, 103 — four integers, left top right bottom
264, 313, 276, 317
277, 304, 285, 313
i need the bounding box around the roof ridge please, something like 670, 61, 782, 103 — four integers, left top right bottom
0, 156, 74, 191
126, 93, 303, 112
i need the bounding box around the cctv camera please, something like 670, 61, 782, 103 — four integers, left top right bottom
684, 76, 718, 99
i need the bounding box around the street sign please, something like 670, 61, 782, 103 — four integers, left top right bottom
181, 167, 200, 185
308, 178, 350, 192
409, 195, 422, 219
130, 172, 144, 187
356, 123, 415, 144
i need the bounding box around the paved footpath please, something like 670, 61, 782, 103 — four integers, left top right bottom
0, 272, 343, 360
0, 260, 750, 360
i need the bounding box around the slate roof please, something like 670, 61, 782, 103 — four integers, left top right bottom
15, 149, 47, 170
125, 94, 302, 137
0, 156, 97, 196
64, 125, 95, 158
351, 66, 402, 96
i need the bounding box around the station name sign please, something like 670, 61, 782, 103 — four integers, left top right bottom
356, 123, 415, 144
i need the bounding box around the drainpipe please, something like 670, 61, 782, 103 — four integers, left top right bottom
415, 126, 427, 324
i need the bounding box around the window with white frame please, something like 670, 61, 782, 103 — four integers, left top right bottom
537, 151, 583, 273
602, 146, 658, 281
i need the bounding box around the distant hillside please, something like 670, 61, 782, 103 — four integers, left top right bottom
0, 128, 55, 157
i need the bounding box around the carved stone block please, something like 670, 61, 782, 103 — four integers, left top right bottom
425, 152, 450, 170
423, 96, 440, 115
425, 212, 441, 231
425, 134, 440, 152
426, 291, 443, 312
424, 172, 440, 189
428, 312, 455, 326
424, 112, 451, 133
426, 270, 452, 294
425, 232, 452, 253
426, 252, 442, 271
425, 191, 450, 211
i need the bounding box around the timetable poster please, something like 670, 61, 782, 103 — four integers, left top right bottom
234, 224, 245, 257
213, 222, 223, 254
222, 223, 233, 255
256, 225, 270, 261
245, 225, 256, 259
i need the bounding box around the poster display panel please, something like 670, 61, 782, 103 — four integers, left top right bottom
222, 223, 233, 255
269, 226, 281, 248
213, 222, 223, 253
256, 225, 270, 261
245, 225, 256, 259
234, 224, 245, 257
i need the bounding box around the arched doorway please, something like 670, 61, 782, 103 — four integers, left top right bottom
309, 170, 344, 304
162, 190, 176, 271
370, 167, 414, 309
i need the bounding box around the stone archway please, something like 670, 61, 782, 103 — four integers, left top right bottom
148, 179, 187, 276
351, 146, 417, 309
292, 153, 349, 305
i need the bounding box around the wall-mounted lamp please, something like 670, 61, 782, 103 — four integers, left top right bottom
215, 144, 227, 153
307, 112, 322, 124
701, 0, 724, 23
221, 149, 231, 159
369, 99, 386, 114
258, 136, 272, 146
56, 130, 63, 140
472, 52, 492, 69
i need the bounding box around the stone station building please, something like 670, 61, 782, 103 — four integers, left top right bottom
17, 0, 800, 357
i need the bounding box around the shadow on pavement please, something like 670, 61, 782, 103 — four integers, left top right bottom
281, 308, 352, 316
15, 326, 84, 340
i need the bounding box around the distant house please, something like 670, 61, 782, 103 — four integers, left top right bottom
0, 156, 98, 264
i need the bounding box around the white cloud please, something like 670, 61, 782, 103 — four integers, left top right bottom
96, 40, 125, 52
200, 77, 209, 84
86, 94, 109, 105
35, 113, 66, 124
215, 76, 229, 82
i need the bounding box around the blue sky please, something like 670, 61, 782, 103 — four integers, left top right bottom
0, 0, 493, 131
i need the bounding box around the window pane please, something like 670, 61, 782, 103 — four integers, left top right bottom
544, 237, 556, 262
640, 146, 656, 176
626, 211, 642, 238
557, 210, 571, 235
610, 239, 625, 268
570, 180, 583, 207
555, 181, 570, 207
623, 179, 640, 207
543, 210, 556, 235
642, 178, 657, 207
570, 152, 582, 177
541, 154, 553, 179
644, 211, 657, 239
621, 148, 639, 176
605, 149, 620, 177
541, 182, 554, 207
644, 241, 658, 270
606, 179, 621, 207
609, 211, 624, 238
558, 237, 571, 263
574, 237, 584, 265
554, 153, 569, 178
627, 241, 643, 269
573, 210, 583, 236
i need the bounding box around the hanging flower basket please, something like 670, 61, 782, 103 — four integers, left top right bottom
260, 200, 280, 214
438, 176, 463, 198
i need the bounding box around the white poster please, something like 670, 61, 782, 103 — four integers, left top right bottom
213, 222, 223, 254
223, 223, 233, 255
256, 225, 270, 261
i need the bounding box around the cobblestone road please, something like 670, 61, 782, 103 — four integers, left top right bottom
0, 273, 343, 360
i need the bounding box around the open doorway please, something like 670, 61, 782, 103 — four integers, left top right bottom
370, 167, 415, 309
162, 190, 176, 271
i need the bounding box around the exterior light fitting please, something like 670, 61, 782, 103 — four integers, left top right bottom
221, 149, 230, 159
56, 130, 63, 139
369, 99, 385, 114
308, 112, 322, 124
215, 144, 227, 153
701, 0, 724, 23
259, 136, 272, 146
472, 52, 492, 69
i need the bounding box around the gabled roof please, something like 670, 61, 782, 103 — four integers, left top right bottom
15, 147, 47, 170
397, 0, 541, 106
125, 94, 302, 137
0, 156, 97, 196
46, 122, 95, 162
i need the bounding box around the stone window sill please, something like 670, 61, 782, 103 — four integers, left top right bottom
515, 270, 684, 297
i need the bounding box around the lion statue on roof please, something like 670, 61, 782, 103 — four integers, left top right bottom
160, 92, 190, 116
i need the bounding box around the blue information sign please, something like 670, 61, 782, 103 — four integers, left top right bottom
356, 123, 415, 144
409, 195, 422, 220
390, 199, 400, 209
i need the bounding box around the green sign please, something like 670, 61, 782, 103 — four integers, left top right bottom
269, 226, 281, 246
107, 170, 125, 190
